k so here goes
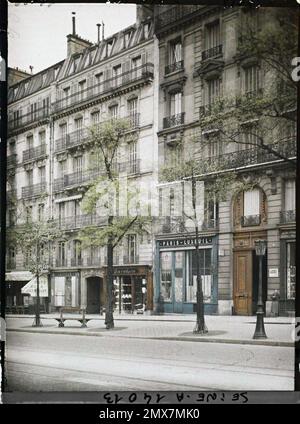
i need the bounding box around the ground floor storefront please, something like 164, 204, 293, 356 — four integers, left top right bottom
154, 235, 219, 314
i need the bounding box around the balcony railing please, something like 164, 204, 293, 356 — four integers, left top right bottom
53, 168, 103, 192
213, 141, 296, 170
241, 214, 261, 227
123, 255, 139, 264
71, 258, 83, 267
155, 5, 203, 31
280, 210, 295, 224
23, 144, 46, 162
163, 112, 185, 129
7, 154, 17, 167
119, 159, 141, 175
22, 182, 46, 199
56, 214, 107, 230
54, 63, 154, 113
55, 258, 67, 267
202, 44, 223, 61
8, 106, 49, 132
86, 257, 101, 267
165, 60, 184, 75
55, 128, 90, 153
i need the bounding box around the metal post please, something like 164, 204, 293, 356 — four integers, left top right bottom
253, 240, 267, 339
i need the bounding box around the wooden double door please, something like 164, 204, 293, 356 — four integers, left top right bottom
233, 249, 267, 315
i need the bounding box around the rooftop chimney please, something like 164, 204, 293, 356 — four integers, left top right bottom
102, 21, 105, 40
97, 23, 101, 43
72, 12, 76, 35
29, 65, 34, 74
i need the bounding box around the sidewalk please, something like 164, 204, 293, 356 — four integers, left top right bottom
5, 313, 295, 347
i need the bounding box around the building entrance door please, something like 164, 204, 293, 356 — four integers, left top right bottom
86, 277, 102, 314
233, 250, 253, 315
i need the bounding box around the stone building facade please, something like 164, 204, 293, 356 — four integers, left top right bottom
6, 5, 296, 316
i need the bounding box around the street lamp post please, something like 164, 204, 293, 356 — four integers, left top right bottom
253, 239, 267, 339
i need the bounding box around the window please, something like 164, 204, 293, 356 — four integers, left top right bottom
95, 72, 103, 94
109, 104, 118, 119
205, 21, 220, 50
244, 189, 260, 216
63, 87, 70, 107
60, 123, 68, 141
59, 160, 67, 178
8, 208, 16, 226
26, 134, 33, 150
27, 169, 33, 186
26, 206, 33, 223
39, 131, 46, 145
54, 67, 60, 79
284, 179, 295, 212
57, 242, 66, 266
78, 80, 86, 101
38, 204, 44, 221
42, 98, 49, 114
39, 166, 46, 183
128, 98, 138, 125
143, 23, 150, 39
73, 156, 83, 175
186, 249, 212, 302
208, 137, 222, 157
244, 65, 260, 94
106, 40, 114, 56
169, 39, 182, 65
127, 234, 137, 263
74, 117, 83, 141
132, 56, 142, 79
8, 247, 16, 269
160, 251, 172, 301
73, 240, 82, 265
30, 103, 37, 121
91, 111, 100, 125
128, 142, 137, 173
72, 56, 80, 73
170, 92, 182, 116
204, 189, 219, 227
59, 202, 66, 224
124, 31, 132, 48
207, 78, 220, 106
286, 241, 296, 300
113, 65, 122, 87
241, 125, 259, 150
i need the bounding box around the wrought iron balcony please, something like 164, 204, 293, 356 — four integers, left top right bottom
163, 112, 185, 129
86, 257, 101, 267
54, 63, 154, 113
7, 154, 17, 167
241, 214, 261, 227
123, 255, 139, 264
280, 210, 295, 224
23, 144, 46, 163
155, 5, 203, 32
8, 106, 49, 132
214, 141, 296, 170
22, 182, 46, 199
202, 44, 223, 61
165, 60, 184, 75
56, 214, 107, 230
55, 258, 67, 267
201, 218, 219, 230
55, 128, 90, 153
53, 168, 104, 192
71, 258, 83, 267
119, 159, 141, 175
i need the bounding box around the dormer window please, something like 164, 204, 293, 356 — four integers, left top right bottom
72, 55, 81, 73
124, 31, 132, 49
106, 40, 114, 56
143, 23, 150, 39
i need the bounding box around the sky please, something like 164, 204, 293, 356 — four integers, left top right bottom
8, 3, 137, 73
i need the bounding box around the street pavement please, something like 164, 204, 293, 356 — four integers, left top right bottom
6, 331, 294, 392
5, 313, 295, 346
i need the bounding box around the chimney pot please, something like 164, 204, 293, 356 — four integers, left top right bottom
97, 23, 101, 43
72, 12, 76, 35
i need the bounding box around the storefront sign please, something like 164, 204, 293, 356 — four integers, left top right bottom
113, 268, 139, 275
269, 268, 279, 278
21, 275, 49, 297
158, 237, 212, 248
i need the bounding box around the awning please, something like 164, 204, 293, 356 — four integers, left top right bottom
21, 274, 49, 297
5, 271, 33, 282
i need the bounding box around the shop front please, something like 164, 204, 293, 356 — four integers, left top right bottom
110, 265, 153, 314
279, 230, 296, 316
155, 236, 218, 314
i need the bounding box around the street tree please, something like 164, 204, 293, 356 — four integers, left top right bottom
79, 118, 150, 330
6, 203, 62, 327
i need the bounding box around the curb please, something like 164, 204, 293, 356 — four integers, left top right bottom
6, 328, 294, 347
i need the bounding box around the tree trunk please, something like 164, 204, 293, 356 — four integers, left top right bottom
33, 242, 42, 327
105, 217, 114, 329
191, 177, 208, 334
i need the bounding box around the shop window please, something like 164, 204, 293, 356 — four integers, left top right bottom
286, 241, 296, 300
186, 249, 212, 303
160, 251, 172, 301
